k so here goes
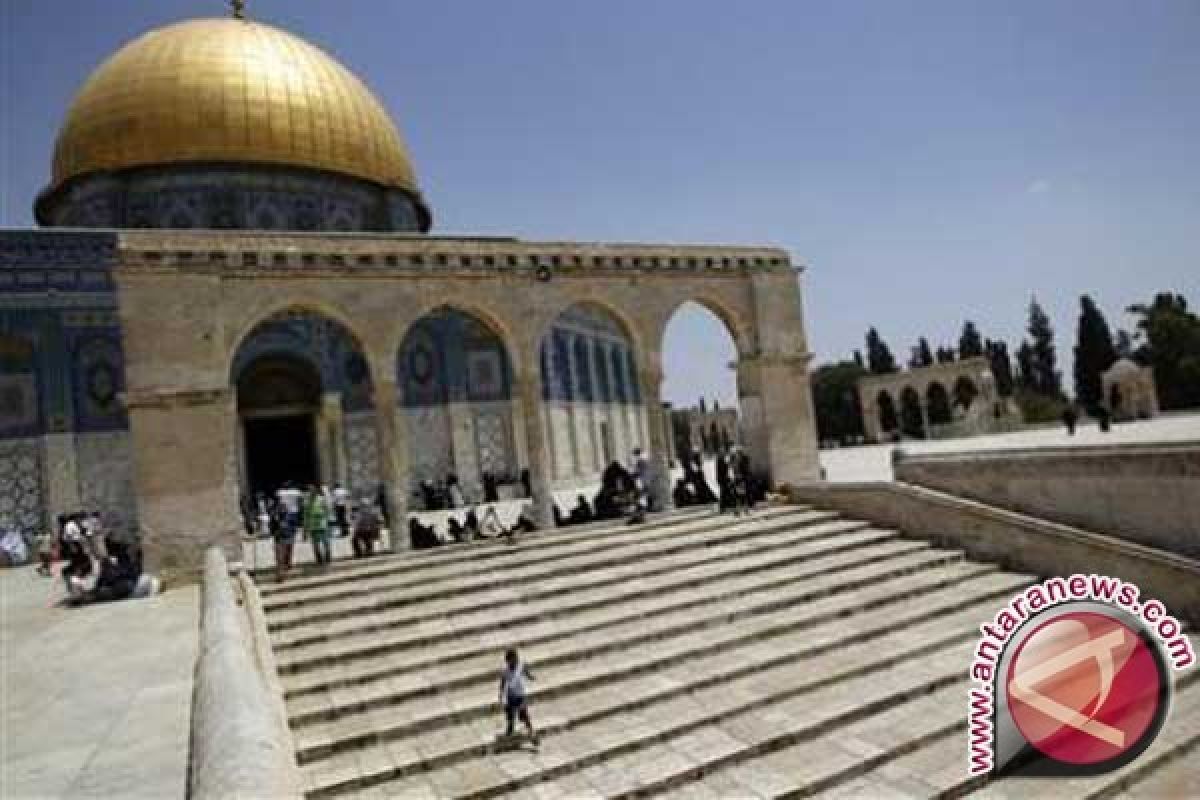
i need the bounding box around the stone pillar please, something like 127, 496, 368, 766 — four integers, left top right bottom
125, 387, 241, 577
516, 373, 556, 530
737, 354, 821, 487
918, 397, 931, 438
639, 366, 674, 511
319, 392, 348, 487
662, 402, 676, 467
371, 380, 409, 551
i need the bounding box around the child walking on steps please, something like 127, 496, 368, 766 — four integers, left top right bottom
498, 647, 539, 745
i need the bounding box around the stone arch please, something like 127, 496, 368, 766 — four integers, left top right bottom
534, 297, 645, 371
391, 300, 522, 385
225, 298, 372, 386
953, 375, 979, 410
660, 294, 754, 359
397, 307, 519, 502
926, 381, 952, 426
230, 309, 378, 498
540, 301, 648, 481
876, 389, 898, 434
900, 386, 925, 438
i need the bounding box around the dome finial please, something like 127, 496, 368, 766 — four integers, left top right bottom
230, 0, 246, 20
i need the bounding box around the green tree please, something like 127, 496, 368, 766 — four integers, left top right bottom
1027, 298, 1062, 397
864, 328, 897, 374
1072, 295, 1118, 411
1016, 340, 1034, 390
1127, 292, 1200, 410
811, 360, 868, 443
935, 346, 956, 363
986, 339, 1015, 397
959, 321, 984, 358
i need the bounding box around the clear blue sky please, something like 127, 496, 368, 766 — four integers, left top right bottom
3, 1, 1198, 407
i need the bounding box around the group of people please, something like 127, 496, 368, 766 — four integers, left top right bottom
261, 483, 385, 582
409, 505, 537, 549
34, 511, 157, 605
673, 448, 757, 516
416, 470, 532, 511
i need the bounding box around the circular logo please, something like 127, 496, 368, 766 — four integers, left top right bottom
1005, 610, 1169, 770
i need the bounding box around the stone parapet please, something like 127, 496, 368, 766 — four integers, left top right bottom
893, 440, 1200, 559
191, 548, 301, 800
788, 481, 1200, 624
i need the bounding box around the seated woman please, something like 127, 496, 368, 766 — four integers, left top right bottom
568, 495, 594, 525
446, 516, 468, 543
409, 517, 441, 550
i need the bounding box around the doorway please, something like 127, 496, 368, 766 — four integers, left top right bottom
243, 414, 318, 496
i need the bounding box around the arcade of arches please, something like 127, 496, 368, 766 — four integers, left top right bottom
857, 356, 1011, 442
108, 231, 819, 573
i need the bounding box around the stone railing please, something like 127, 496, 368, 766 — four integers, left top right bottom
789, 481, 1200, 625
190, 547, 301, 800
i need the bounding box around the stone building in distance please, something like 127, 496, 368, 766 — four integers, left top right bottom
0, 12, 819, 573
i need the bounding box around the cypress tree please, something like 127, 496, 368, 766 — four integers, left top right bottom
986, 340, 1015, 396
959, 321, 984, 358
1073, 295, 1117, 410
1027, 298, 1062, 397
865, 328, 897, 374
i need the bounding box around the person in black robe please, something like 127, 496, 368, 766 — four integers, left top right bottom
482, 472, 499, 503
568, 494, 594, 525
688, 453, 718, 504
715, 451, 733, 513
409, 518, 440, 549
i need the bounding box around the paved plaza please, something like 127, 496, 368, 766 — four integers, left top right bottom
819, 412, 1200, 483
0, 568, 197, 799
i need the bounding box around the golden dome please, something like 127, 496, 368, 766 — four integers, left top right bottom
49, 17, 419, 193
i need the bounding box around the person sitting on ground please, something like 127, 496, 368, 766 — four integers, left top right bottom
479, 506, 505, 539
673, 478, 695, 509
351, 499, 381, 558
568, 494, 594, 526
447, 516, 469, 543
688, 452, 718, 504
464, 508, 481, 540
552, 504, 566, 528
504, 507, 538, 543
409, 517, 440, 550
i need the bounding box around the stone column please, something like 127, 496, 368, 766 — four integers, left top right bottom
918, 397, 931, 438
125, 387, 241, 577
737, 354, 821, 487
515, 372, 556, 530
371, 379, 409, 551
638, 366, 674, 511
320, 392, 348, 487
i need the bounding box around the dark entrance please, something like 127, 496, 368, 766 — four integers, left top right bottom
236, 353, 323, 497
243, 414, 318, 496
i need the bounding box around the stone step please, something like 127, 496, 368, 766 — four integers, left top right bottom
292, 556, 1012, 767
299, 575, 1027, 792
270, 516, 876, 649
281, 544, 998, 701
959, 653, 1200, 799
652, 681, 966, 799
258, 507, 725, 598
305, 621, 985, 798
768, 637, 1200, 800
266, 509, 845, 630
276, 532, 950, 681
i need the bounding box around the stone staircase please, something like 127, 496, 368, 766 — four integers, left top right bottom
256, 505, 1199, 799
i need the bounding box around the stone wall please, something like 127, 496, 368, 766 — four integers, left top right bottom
75, 430, 137, 538
788, 481, 1200, 624
894, 442, 1200, 559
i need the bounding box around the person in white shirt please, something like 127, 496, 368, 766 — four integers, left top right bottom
497, 648, 539, 745
273, 483, 303, 581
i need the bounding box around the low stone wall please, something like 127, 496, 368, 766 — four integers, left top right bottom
789, 481, 1200, 624
893, 441, 1200, 559
190, 547, 301, 800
